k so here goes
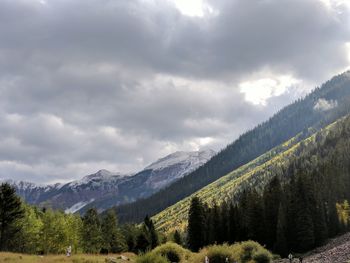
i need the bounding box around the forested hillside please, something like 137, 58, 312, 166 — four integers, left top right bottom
186, 114, 350, 256
115, 71, 350, 223
154, 114, 350, 232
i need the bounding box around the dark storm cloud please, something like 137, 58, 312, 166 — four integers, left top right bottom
0, 0, 349, 183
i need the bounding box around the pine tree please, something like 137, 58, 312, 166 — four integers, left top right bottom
187, 197, 205, 251
101, 210, 127, 253
82, 208, 102, 253
228, 203, 237, 244
263, 176, 282, 248
246, 190, 265, 244
274, 204, 288, 257
173, 230, 182, 245
219, 201, 229, 243
135, 231, 150, 253
144, 215, 158, 249
0, 183, 24, 251
294, 176, 315, 252
208, 202, 220, 244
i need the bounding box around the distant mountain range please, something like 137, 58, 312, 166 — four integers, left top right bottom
3, 149, 215, 214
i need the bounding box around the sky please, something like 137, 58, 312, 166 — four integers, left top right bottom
0, 0, 350, 184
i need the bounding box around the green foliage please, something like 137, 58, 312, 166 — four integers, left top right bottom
144, 216, 159, 249
183, 115, 350, 256
240, 241, 272, 263
173, 230, 182, 245
0, 183, 24, 251
187, 197, 206, 251
152, 242, 190, 263
203, 244, 233, 263
135, 231, 150, 253
81, 208, 102, 254
11, 205, 43, 254
101, 210, 127, 253
194, 242, 272, 263
136, 252, 169, 263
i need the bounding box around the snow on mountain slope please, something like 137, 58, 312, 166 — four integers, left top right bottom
82, 149, 216, 212
146, 149, 215, 172
4, 149, 215, 214
68, 169, 127, 189
65, 199, 95, 214
144, 149, 216, 189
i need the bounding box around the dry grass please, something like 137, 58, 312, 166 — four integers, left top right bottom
0, 252, 136, 263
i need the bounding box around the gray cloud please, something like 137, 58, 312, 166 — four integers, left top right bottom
0, 0, 349, 183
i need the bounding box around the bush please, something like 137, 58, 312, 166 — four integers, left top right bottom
239, 241, 272, 263
136, 252, 169, 263
152, 242, 190, 263
206, 244, 233, 263
195, 244, 238, 263
240, 241, 259, 262
253, 251, 272, 263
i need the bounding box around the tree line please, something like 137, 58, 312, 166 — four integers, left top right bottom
187, 114, 350, 255
0, 182, 162, 254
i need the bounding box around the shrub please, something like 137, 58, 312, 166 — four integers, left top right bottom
239, 241, 272, 263
240, 241, 259, 262
207, 244, 232, 263
195, 244, 237, 263
152, 242, 190, 263
253, 250, 272, 263
136, 252, 169, 263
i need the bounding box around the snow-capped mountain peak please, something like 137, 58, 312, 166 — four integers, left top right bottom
68, 169, 127, 188
145, 149, 216, 171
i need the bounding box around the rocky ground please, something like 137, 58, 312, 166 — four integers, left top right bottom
275, 232, 350, 263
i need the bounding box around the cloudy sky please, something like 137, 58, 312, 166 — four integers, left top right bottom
0, 0, 350, 184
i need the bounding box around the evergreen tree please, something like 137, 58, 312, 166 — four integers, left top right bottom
208, 203, 220, 244
228, 204, 238, 244
144, 215, 158, 249
0, 183, 24, 251
135, 231, 150, 253
101, 210, 127, 253
219, 201, 229, 243
121, 224, 138, 252
294, 176, 315, 252
173, 230, 182, 245
263, 176, 282, 248
246, 190, 265, 244
82, 208, 102, 253
274, 204, 288, 257
187, 197, 205, 251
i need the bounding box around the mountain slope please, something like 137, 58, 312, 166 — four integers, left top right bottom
80, 149, 215, 213
8, 149, 215, 213
153, 114, 349, 232
114, 71, 350, 223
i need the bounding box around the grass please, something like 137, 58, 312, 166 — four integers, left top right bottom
0, 252, 136, 263
0, 242, 273, 263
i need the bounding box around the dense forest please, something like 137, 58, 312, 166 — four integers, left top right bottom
187, 114, 350, 255
115, 72, 350, 223
0, 183, 161, 255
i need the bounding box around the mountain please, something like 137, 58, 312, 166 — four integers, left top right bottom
6, 149, 215, 213
78, 149, 216, 213
114, 71, 350, 224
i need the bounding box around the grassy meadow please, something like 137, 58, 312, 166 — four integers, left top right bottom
0, 241, 274, 263
0, 252, 136, 263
